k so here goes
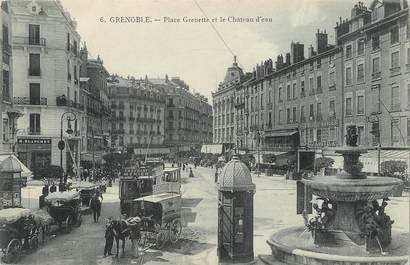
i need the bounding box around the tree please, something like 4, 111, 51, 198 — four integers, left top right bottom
315, 157, 335, 172
381, 160, 407, 179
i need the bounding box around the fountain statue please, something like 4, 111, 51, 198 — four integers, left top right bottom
263, 125, 408, 265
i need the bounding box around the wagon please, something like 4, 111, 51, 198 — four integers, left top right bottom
0, 208, 39, 263
72, 182, 100, 206
44, 191, 82, 233
130, 193, 182, 249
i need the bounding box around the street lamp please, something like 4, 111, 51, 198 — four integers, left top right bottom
59, 111, 77, 185
254, 130, 261, 176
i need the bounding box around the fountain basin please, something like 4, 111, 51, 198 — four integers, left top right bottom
302, 176, 403, 201
265, 226, 409, 265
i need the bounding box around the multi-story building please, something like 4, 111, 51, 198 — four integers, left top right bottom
108, 75, 167, 156
213, 57, 250, 152
151, 76, 213, 152
10, 0, 84, 176
79, 47, 111, 163
334, 0, 409, 172
335, 0, 409, 147
214, 0, 409, 173
1, 1, 19, 153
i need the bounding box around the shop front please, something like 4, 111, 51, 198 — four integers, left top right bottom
16, 137, 52, 178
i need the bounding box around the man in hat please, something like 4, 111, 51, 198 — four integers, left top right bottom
104, 218, 115, 257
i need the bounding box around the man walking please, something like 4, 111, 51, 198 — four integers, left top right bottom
90, 193, 102, 222
104, 219, 114, 257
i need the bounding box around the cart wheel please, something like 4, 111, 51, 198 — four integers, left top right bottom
76, 213, 82, 227
30, 235, 39, 250
169, 219, 182, 244
64, 216, 72, 233
39, 226, 45, 244
155, 231, 167, 249
3, 238, 22, 263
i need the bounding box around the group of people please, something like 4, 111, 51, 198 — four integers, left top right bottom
81, 168, 114, 184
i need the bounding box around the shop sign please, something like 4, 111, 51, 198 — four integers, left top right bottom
17, 138, 51, 145
17, 137, 52, 151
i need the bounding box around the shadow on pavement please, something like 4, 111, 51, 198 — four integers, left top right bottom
181, 208, 197, 225
182, 198, 203, 207
166, 238, 215, 255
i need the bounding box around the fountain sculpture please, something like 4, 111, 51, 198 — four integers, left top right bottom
263, 125, 408, 265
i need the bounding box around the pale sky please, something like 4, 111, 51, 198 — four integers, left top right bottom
61, 0, 360, 100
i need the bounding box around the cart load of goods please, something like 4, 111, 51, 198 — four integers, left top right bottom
45, 190, 80, 204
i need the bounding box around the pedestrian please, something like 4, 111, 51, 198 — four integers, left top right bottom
189, 168, 194, 178
182, 164, 186, 171
50, 182, 57, 193
104, 218, 115, 257
90, 193, 102, 222
214, 169, 218, 183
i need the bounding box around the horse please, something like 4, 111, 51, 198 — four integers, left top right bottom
110, 219, 130, 257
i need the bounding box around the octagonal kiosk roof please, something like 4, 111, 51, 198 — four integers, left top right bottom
217, 155, 255, 192
0, 155, 22, 173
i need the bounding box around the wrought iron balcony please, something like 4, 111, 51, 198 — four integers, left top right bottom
14, 37, 46, 46
13, 97, 47, 105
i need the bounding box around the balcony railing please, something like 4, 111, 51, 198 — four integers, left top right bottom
316, 87, 323, 94
56, 96, 84, 111
390, 67, 400, 75
28, 129, 41, 135
129, 117, 135, 121
300, 90, 306, 98
13, 96, 47, 105
372, 72, 381, 79
14, 37, 46, 46
309, 89, 315, 96
28, 68, 41, 77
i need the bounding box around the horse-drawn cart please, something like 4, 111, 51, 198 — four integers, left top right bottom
44, 191, 82, 233
0, 208, 39, 263
130, 193, 182, 249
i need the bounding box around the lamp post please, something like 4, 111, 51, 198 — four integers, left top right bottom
59, 111, 77, 185
254, 130, 261, 176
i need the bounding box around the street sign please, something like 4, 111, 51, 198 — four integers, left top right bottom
58, 140, 65, 150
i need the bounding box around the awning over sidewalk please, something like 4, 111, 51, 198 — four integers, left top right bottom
201, 144, 223, 154
264, 130, 298, 137
320, 149, 410, 173
81, 152, 105, 163
134, 148, 170, 155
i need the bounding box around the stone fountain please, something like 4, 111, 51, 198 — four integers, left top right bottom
262, 125, 408, 265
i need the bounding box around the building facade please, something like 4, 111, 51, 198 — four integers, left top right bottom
151, 76, 213, 152
213, 57, 250, 152
1, 1, 19, 153
10, 0, 84, 175
213, 0, 409, 172
335, 0, 409, 148
108, 76, 166, 155
79, 48, 111, 163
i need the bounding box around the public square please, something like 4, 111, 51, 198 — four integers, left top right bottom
18, 166, 409, 265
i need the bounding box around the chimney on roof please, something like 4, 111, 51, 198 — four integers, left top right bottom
291, 42, 304, 64
316, 29, 328, 54
285, 53, 291, 66
275, 54, 284, 70
308, 45, 316, 58
233, 55, 238, 66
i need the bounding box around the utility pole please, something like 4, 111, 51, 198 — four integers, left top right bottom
92, 127, 95, 181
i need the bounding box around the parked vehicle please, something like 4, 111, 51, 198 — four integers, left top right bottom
44, 191, 82, 233
130, 192, 182, 249
0, 208, 39, 263
119, 165, 181, 216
